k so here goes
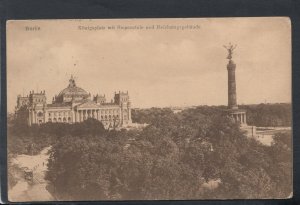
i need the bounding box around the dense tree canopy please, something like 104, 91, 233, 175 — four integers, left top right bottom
132, 103, 292, 127
8, 103, 292, 200
239, 103, 291, 127
8, 118, 106, 155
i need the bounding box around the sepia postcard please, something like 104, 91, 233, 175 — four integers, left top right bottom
6, 18, 292, 201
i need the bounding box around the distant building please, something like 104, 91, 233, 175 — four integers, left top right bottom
15, 76, 132, 128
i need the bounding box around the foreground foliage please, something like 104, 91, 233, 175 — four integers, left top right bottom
8, 105, 292, 200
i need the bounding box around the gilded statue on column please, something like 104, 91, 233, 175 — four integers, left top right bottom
223, 43, 237, 60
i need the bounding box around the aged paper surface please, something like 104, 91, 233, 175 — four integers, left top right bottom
7, 18, 292, 201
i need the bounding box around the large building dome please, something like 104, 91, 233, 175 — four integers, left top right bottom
55, 76, 90, 103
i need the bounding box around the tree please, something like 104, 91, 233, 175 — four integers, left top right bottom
8, 105, 292, 200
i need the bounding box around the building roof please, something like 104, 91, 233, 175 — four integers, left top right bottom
76, 100, 100, 109
57, 76, 89, 98
47, 102, 72, 108
102, 103, 119, 106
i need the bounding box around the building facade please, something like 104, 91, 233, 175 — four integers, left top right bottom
15, 76, 132, 128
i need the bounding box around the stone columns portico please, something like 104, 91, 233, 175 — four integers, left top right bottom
230, 110, 247, 125
74, 106, 124, 128
97, 110, 100, 120
76, 111, 79, 122
77, 108, 103, 122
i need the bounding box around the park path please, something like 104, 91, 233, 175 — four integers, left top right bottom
8, 146, 54, 202
255, 126, 291, 146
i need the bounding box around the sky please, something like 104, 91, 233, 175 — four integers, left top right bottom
7, 17, 291, 112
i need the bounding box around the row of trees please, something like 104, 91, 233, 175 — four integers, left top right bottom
132, 103, 292, 127
239, 103, 292, 127
8, 103, 292, 200
8, 118, 106, 155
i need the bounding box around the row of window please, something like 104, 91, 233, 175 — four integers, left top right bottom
121, 97, 129, 102
34, 98, 45, 103
48, 117, 72, 123
47, 109, 122, 116
46, 115, 125, 123
42, 109, 128, 118
81, 109, 121, 114
82, 116, 117, 121
48, 112, 71, 117
81, 114, 120, 120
